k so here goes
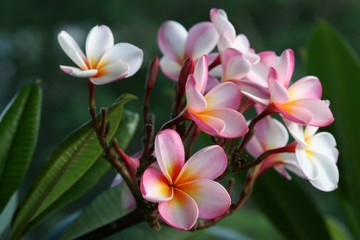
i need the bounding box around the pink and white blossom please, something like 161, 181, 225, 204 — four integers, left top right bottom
58, 25, 143, 85
286, 121, 339, 191
184, 56, 248, 138
140, 129, 231, 230
158, 20, 218, 81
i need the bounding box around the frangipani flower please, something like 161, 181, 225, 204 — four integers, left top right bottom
286, 121, 339, 191
140, 129, 231, 230
158, 20, 218, 81
185, 56, 248, 138
246, 117, 304, 179
210, 8, 259, 63
58, 25, 143, 85
268, 67, 334, 127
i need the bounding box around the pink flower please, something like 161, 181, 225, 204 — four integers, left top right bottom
58, 25, 143, 85
158, 20, 218, 81
268, 66, 334, 127
140, 129, 231, 230
246, 117, 304, 179
286, 121, 339, 191
184, 56, 248, 138
210, 8, 259, 63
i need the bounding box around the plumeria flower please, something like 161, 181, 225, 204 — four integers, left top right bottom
158, 20, 218, 81
58, 25, 143, 85
246, 117, 304, 179
184, 56, 248, 138
140, 129, 231, 230
268, 64, 334, 127
210, 8, 259, 64
286, 121, 339, 191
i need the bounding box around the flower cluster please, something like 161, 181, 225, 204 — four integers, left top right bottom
59, 8, 339, 231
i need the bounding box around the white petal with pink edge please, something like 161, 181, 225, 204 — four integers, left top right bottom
288, 76, 322, 100
158, 189, 199, 230
193, 56, 208, 94
186, 76, 207, 112
205, 82, 241, 110
60, 66, 98, 78
58, 31, 88, 70
155, 129, 185, 182
203, 108, 248, 138
289, 99, 334, 127
254, 117, 289, 150
158, 20, 187, 62
85, 25, 114, 67
176, 145, 227, 184
177, 179, 230, 219
188, 112, 225, 136
268, 72, 290, 104
140, 167, 173, 202
159, 56, 182, 81
185, 22, 218, 59
276, 49, 294, 87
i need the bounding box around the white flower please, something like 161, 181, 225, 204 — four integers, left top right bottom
58, 25, 143, 85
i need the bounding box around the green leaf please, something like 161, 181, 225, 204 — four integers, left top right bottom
0, 82, 42, 213
9, 94, 136, 240
60, 185, 127, 240
252, 171, 332, 240
325, 216, 352, 240
306, 21, 360, 237
26, 110, 139, 231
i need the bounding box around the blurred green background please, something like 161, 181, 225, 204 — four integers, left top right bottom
1, 0, 359, 239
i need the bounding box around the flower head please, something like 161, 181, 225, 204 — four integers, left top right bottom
286, 121, 339, 191
140, 129, 231, 230
184, 56, 248, 138
58, 25, 143, 85
158, 20, 218, 81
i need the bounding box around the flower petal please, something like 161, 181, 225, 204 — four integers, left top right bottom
309, 152, 339, 191
158, 21, 187, 62
186, 75, 207, 112
85, 25, 114, 68
288, 76, 322, 100
187, 112, 225, 136
202, 108, 248, 138
97, 43, 143, 77
193, 56, 208, 94
140, 167, 173, 202
58, 31, 88, 70
158, 189, 199, 230
159, 56, 182, 81
155, 129, 185, 183
177, 179, 230, 219
176, 145, 227, 184
210, 8, 236, 40
185, 22, 218, 59
90, 59, 129, 85
60, 66, 98, 78
277, 103, 313, 125
221, 48, 251, 81
308, 132, 338, 163
276, 49, 294, 87
295, 145, 318, 179
236, 80, 270, 105
205, 82, 241, 110
289, 99, 334, 127
284, 120, 308, 147
268, 69, 290, 104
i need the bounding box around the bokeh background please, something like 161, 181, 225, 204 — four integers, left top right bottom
1, 0, 359, 239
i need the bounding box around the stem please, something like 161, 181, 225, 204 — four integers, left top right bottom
75, 209, 144, 240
